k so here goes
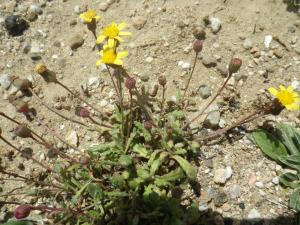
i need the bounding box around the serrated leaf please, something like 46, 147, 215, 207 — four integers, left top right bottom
119, 155, 133, 167
133, 144, 149, 158
72, 180, 91, 203
290, 188, 300, 211
150, 159, 161, 176
277, 123, 299, 155
155, 168, 185, 187
251, 130, 288, 161
172, 155, 196, 180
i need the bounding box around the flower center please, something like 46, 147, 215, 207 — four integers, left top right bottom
277, 90, 294, 106
104, 24, 119, 38
102, 49, 117, 64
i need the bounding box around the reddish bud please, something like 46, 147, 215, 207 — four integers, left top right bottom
75, 106, 90, 118
125, 77, 136, 90
14, 204, 32, 219
12, 99, 29, 113
15, 125, 32, 138
158, 75, 167, 86
228, 58, 242, 74
143, 121, 153, 130
193, 39, 203, 53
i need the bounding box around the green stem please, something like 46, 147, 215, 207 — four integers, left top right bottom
182, 52, 198, 100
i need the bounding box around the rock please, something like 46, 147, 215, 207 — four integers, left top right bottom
205, 159, 213, 169
264, 35, 272, 48
198, 202, 208, 212
4, 15, 28, 36
74, 5, 83, 14
204, 110, 220, 129
132, 16, 147, 30
145, 56, 153, 63
214, 191, 228, 207
209, 17, 221, 34
229, 184, 241, 199
225, 166, 232, 179
247, 208, 261, 220
216, 64, 228, 76
248, 173, 257, 186
202, 55, 217, 67
88, 77, 101, 90
214, 168, 227, 184
274, 49, 284, 58
69, 33, 84, 50
288, 26, 296, 33
29, 4, 43, 15
272, 177, 279, 185
0, 74, 13, 89
99, 2, 109, 11
178, 61, 191, 70
140, 74, 149, 82
255, 181, 264, 188
243, 38, 252, 49
198, 85, 212, 99
30, 41, 42, 60
65, 130, 79, 147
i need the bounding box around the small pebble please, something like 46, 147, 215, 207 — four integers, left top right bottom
214, 168, 227, 184
132, 16, 147, 30
209, 17, 221, 34
247, 208, 261, 220
243, 38, 253, 49
198, 85, 212, 99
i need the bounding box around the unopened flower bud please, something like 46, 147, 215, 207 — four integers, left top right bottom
193, 39, 203, 53
75, 106, 90, 118
228, 58, 242, 74
143, 121, 153, 130
171, 186, 183, 199
34, 64, 57, 83
192, 26, 206, 40
125, 77, 136, 90
14, 204, 32, 219
158, 75, 167, 86
15, 125, 32, 138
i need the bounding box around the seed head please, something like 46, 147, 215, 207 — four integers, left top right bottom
158, 75, 167, 87
14, 204, 32, 219
228, 58, 242, 74
193, 39, 203, 53
12, 78, 32, 92
15, 125, 32, 138
125, 77, 136, 90
34, 64, 57, 83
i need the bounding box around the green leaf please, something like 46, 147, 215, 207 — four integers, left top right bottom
1, 221, 34, 225
277, 123, 299, 155
137, 168, 150, 180
119, 155, 133, 167
279, 172, 300, 189
172, 155, 196, 180
133, 144, 149, 158
278, 155, 300, 172
155, 168, 185, 187
150, 159, 161, 176
72, 180, 91, 203
251, 130, 288, 161
290, 188, 300, 211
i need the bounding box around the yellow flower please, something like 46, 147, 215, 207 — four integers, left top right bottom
96, 22, 131, 48
80, 10, 100, 24
96, 46, 128, 66
268, 85, 300, 110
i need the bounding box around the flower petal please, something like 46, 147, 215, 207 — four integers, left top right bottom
119, 31, 132, 36
287, 86, 295, 92
286, 103, 300, 110
279, 85, 286, 91
95, 16, 101, 21
268, 87, 278, 97
96, 35, 106, 44
114, 59, 123, 65
108, 38, 116, 48
117, 51, 128, 59
118, 22, 127, 30
96, 59, 102, 66
115, 36, 124, 42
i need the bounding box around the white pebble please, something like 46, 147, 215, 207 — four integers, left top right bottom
264, 35, 273, 48
255, 181, 264, 188
272, 177, 279, 185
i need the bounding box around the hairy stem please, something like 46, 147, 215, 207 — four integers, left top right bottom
182, 52, 199, 99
